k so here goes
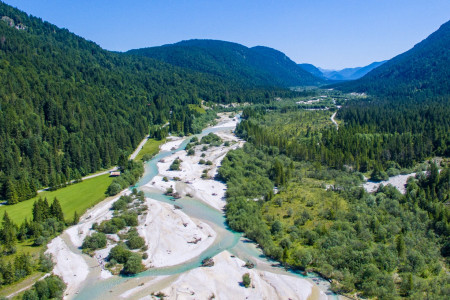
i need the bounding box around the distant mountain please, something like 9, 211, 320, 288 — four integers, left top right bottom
298, 63, 324, 78
299, 61, 386, 81
127, 40, 325, 87
335, 20, 450, 98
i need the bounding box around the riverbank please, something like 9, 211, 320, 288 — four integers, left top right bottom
138, 198, 216, 268
363, 173, 417, 194
143, 114, 244, 211
47, 112, 330, 300
154, 250, 322, 300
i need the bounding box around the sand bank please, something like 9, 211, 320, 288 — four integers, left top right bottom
143, 116, 244, 211
46, 236, 89, 298
147, 251, 325, 300
138, 198, 216, 268
363, 173, 417, 194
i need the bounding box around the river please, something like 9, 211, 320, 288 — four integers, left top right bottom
73, 115, 337, 300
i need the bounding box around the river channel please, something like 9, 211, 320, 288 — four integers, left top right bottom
74, 117, 337, 300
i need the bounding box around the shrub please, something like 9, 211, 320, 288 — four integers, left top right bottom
98, 221, 118, 234
34, 236, 46, 246
112, 199, 127, 211
122, 213, 138, 226
106, 182, 122, 196
82, 232, 107, 250
108, 244, 132, 264
201, 133, 222, 145
123, 253, 143, 274
170, 158, 181, 171
127, 235, 145, 250
242, 273, 251, 288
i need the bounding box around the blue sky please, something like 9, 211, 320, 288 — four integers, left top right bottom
2, 0, 449, 69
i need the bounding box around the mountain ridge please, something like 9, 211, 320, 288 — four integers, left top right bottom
126, 39, 325, 87
299, 61, 386, 81
334, 20, 450, 98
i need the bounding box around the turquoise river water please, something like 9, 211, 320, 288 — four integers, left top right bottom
74, 120, 337, 299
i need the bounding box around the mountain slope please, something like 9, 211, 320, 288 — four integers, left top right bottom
126, 40, 325, 87
298, 63, 324, 78
346, 61, 386, 80
0, 2, 295, 202
335, 20, 450, 98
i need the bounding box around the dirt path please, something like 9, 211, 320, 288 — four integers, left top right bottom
331, 112, 338, 130
6, 273, 50, 299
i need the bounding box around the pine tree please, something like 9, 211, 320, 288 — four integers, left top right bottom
5, 179, 18, 205
1, 212, 17, 252
50, 198, 64, 222
33, 199, 43, 222
42, 198, 50, 219
72, 211, 80, 225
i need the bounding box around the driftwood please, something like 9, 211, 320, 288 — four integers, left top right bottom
187, 237, 202, 244
201, 257, 214, 267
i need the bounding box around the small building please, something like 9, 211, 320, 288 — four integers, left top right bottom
110, 171, 121, 177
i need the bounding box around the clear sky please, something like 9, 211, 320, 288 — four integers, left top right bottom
2, 0, 449, 69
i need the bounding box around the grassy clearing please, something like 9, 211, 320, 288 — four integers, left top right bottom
0, 174, 113, 225
188, 104, 206, 114
134, 138, 164, 161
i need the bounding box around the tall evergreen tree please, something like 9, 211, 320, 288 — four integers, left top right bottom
5, 180, 18, 205
50, 198, 64, 222
1, 212, 17, 252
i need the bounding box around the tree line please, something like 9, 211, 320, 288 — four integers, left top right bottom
0, 2, 304, 204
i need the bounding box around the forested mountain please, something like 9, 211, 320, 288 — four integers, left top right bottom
297, 63, 324, 78
127, 39, 325, 87
0, 2, 299, 203
335, 20, 450, 98
299, 61, 386, 81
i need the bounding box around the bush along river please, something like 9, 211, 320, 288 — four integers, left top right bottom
73, 114, 337, 300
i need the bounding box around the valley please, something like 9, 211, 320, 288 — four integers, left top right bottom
0, 1, 448, 299
45, 114, 330, 300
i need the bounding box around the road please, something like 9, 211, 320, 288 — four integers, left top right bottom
331, 112, 339, 130
129, 136, 149, 160
37, 135, 149, 193
6, 273, 50, 299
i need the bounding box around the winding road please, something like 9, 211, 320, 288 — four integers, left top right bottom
331, 111, 338, 130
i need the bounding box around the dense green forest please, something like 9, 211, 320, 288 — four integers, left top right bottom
127, 39, 325, 87
237, 100, 449, 174
0, 197, 65, 288
219, 107, 449, 298
0, 2, 304, 204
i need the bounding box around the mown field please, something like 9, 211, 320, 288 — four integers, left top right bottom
134, 138, 165, 162
0, 174, 113, 225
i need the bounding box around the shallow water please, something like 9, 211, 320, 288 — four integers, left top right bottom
74, 118, 337, 299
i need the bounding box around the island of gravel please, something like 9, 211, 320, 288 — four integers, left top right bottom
46, 113, 326, 300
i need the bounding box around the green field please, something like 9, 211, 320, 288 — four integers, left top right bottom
0, 174, 113, 225
134, 138, 165, 161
